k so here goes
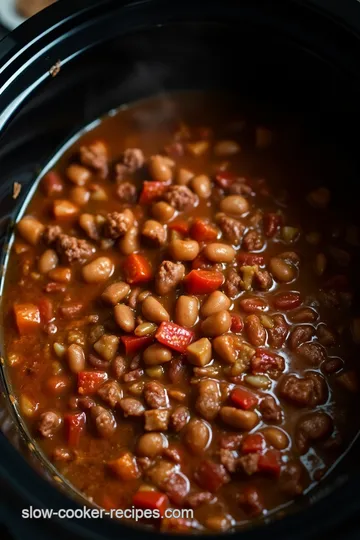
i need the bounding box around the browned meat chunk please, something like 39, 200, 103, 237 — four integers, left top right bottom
195, 380, 221, 421
126, 287, 141, 309
112, 356, 127, 379
120, 398, 145, 417
194, 460, 230, 492
116, 182, 137, 203
238, 453, 259, 475
278, 372, 328, 407
38, 411, 61, 438
123, 369, 144, 383
238, 486, 264, 517
43, 224, 62, 244
280, 461, 305, 496
123, 148, 145, 172
155, 260, 185, 296
164, 185, 198, 211
295, 412, 333, 454
163, 472, 190, 504
288, 325, 314, 351
186, 492, 215, 509
243, 230, 264, 251
142, 220, 167, 247
144, 409, 171, 431
91, 405, 116, 438
80, 141, 108, 178
219, 449, 238, 473
56, 234, 95, 264
223, 269, 242, 298
52, 447, 73, 462
296, 342, 326, 365
162, 447, 182, 463
267, 314, 289, 348
97, 380, 123, 408
217, 213, 245, 245
229, 182, 252, 195
103, 210, 133, 239
317, 324, 336, 346
170, 406, 190, 432
219, 433, 243, 449
144, 382, 168, 409
146, 460, 177, 488
259, 395, 282, 423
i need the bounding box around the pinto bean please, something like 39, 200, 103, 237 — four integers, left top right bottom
38, 249, 58, 274
191, 175, 212, 198
101, 282, 130, 305
170, 239, 200, 261
295, 412, 333, 454
184, 419, 211, 453
220, 407, 259, 430
220, 195, 250, 217
82, 257, 114, 283
114, 304, 135, 333
201, 310, 232, 337
136, 433, 166, 457
262, 427, 289, 450
201, 291, 231, 317
66, 164, 91, 186
152, 201, 175, 223
269, 257, 296, 282
175, 296, 199, 327
203, 243, 236, 263
119, 226, 140, 255
70, 186, 90, 206
245, 315, 266, 347
67, 344, 85, 373
18, 216, 44, 245
143, 344, 172, 365
288, 325, 314, 351
149, 155, 172, 182
142, 296, 170, 324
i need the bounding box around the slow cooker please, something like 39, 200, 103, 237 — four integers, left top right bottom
1, 0, 360, 538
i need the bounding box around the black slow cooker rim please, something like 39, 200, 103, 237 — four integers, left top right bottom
1, 1, 360, 538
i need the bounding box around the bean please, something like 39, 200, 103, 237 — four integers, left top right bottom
53, 200, 79, 218
149, 155, 172, 182
175, 296, 199, 327
184, 419, 211, 453
201, 310, 232, 337
307, 187, 330, 209
142, 296, 170, 324
93, 334, 119, 361
101, 282, 130, 305
119, 226, 140, 255
213, 335, 237, 364
38, 249, 58, 274
48, 267, 71, 283
262, 427, 289, 450
203, 243, 235, 263
70, 186, 90, 206
138, 290, 152, 302
201, 291, 231, 317
314, 253, 327, 276
269, 257, 296, 282
220, 407, 259, 430
82, 257, 114, 283
170, 239, 200, 261
135, 322, 157, 337
245, 315, 266, 346
145, 366, 164, 379
244, 374, 271, 389
187, 338, 212, 367
151, 201, 175, 223
142, 220, 166, 246
176, 168, 194, 185
220, 195, 249, 217
90, 185, 108, 201
289, 308, 318, 323
67, 344, 85, 373
114, 304, 135, 333
20, 395, 38, 418
136, 433, 166, 458
143, 344, 172, 365
17, 216, 44, 245
66, 164, 91, 185
79, 213, 98, 240
191, 175, 212, 198
187, 141, 209, 156
214, 140, 240, 156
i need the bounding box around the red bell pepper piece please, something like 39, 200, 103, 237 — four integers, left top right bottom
231, 313, 243, 332
239, 297, 268, 313
191, 254, 212, 270
184, 270, 224, 294
242, 433, 265, 454
14, 304, 41, 335
123, 253, 152, 284
230, 387, 258, 410
133, 491, 168, 518
258, 449, 282, 476
237, 252, 265, 266
139, 181, 168, 204
272, 292, 301, 310
77, 371, 108, 395
263, 213, 282, 237
41, 170, 63, 196
121, 335, 153, 356
64, 412, 86, 447
195, 460, 230, 492
155, 322, 195, 353
190, 219, 218, 242
251, 348, 285, 374
38, 297, 53, 324
168, 220, 189, 235
214, 171, 237, 189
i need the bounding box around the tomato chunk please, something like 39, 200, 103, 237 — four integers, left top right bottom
64, 412, 86, 447
231, 314, 243, 332
194, 460, 230, 492
184, 270, 224, 294
139, 181, 168, 204
38, 297, 53, 323
237, 252, 265, 266
168, 220, 189, 235
263, 213, 282, 237
42, 171, 63, 196
77, 371, 108, 394
214, 171, 237, 189
133, 491, 168, 517
155, 322, 195, 353
242, 433, 265, 454
121, 335, 153, 355
258, 449, 282, 476
14, 304, 41, 335
123, 254, 152, 284
231, 387, 258, 410
190, 219, 218, 242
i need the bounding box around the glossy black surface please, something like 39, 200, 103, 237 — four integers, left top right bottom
1, 1, 360, 539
